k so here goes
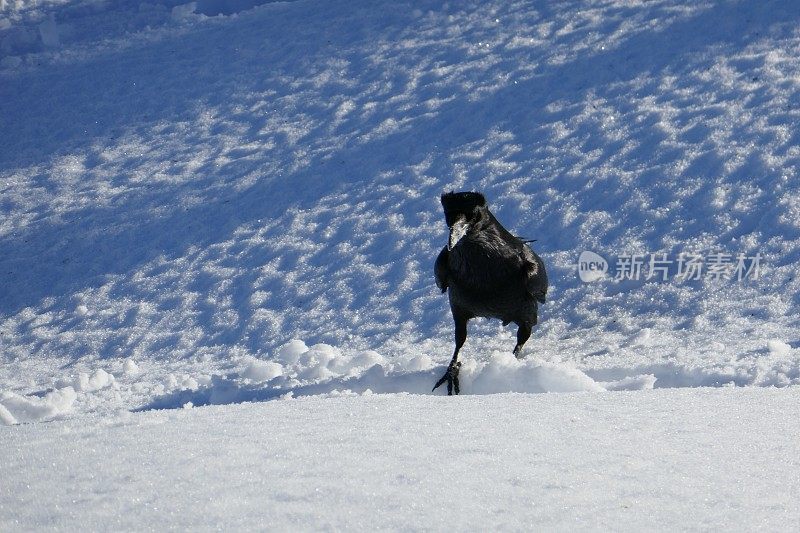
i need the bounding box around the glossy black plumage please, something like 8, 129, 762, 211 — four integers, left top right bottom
432, 191, 548, 395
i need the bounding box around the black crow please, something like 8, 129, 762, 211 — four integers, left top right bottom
432, 191, 548, 395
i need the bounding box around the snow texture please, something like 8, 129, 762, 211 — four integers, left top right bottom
2, 389, 800, 530
1, 0, 800, 526
2, 0, 800, 424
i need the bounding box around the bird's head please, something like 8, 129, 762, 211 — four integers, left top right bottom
440, 191, 486, 250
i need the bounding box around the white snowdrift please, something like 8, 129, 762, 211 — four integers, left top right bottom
5, 335, 799, 422
140, 339, 612, 411
0, 338, 619, 423
0, 387, 76, 425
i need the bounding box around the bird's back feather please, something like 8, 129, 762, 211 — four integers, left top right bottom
440, 203, 548, 326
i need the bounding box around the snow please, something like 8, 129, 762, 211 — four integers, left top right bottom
2, 0, 800, 527
240, 356, 282, 382
2, 388, 800, 530
3, 1, 798, 406
122, 358, 139, 376
69, 369, 115, 392
0, 386, 76, 424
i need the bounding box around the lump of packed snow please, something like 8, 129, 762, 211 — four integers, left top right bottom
164, 374, 199, 392
0, 387, 77, 424
123, 358, 140, 376
632, 328, 653, 346
767, 340, 792, 357
241, 358, 283, 382
351, 350, 385, 369
402, 354, 433, 371
469, 352, 604, 394
164, 374, 179, 391
275, 339, 309, 365
294, 344, 340, 380
74, 369, 115, 392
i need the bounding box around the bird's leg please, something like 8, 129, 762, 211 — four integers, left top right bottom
432, 357, 461, 395
513, 323, 532, 359
433, 315, 467, 395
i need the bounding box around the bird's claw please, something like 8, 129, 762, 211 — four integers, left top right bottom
432, 361, 462, 395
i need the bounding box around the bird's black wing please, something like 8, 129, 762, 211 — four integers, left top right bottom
522, 244, 548, 303
479, 209, 548, 302
434, 246, 449, 293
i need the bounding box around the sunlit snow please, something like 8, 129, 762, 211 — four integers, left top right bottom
1, 0, 800, 528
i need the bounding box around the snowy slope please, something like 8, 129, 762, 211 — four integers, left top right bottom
3, 0, 800, 421
3, 388, 800, 531
3, 0, 800, 529
1, 0, 800, 421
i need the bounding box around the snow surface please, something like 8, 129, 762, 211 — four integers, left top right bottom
3, 388, 800, 530
2, 0, 800, 423
2, 0, 800, 527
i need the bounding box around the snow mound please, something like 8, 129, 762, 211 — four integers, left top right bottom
73, 369, 115, 392
241, 357, 283, 382
0, 387, 77, 425
767, 339, 792, 357
141, 339, 607, 411
122, 358, 139, 376
468, 352, 604, 394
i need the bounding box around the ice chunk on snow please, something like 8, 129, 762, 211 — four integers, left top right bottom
241, 358, 283, 382
0, 387, 76, 423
